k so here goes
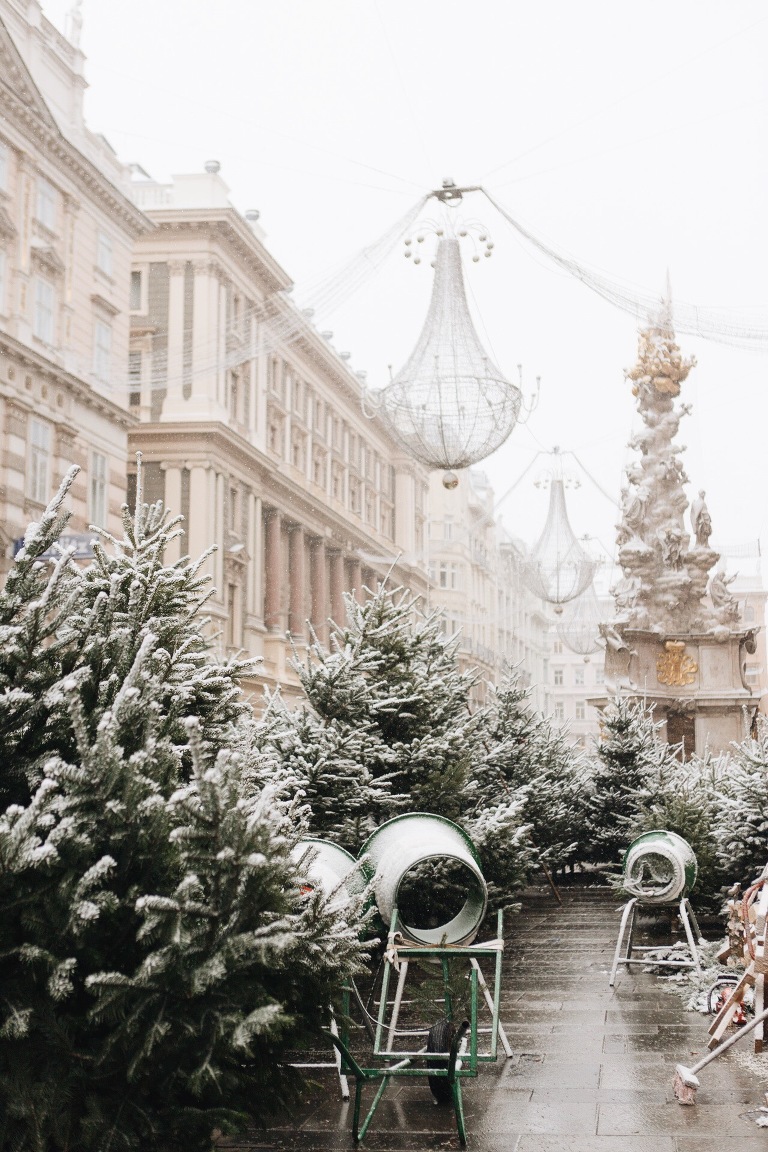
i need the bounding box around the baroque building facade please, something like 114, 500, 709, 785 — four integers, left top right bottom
0, 1, 558, 709
427, 468, 552, 712
0, 0, 148, 572
127, 165, 429, 700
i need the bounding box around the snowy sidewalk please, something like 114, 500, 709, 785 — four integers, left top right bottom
230, 886, 768, 1151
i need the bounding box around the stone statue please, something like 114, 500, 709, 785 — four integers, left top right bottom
612, 574, 640, 613
709, 569, 737, 610
65, 0, 83, 48
659, 527, 684, 571
621, 484, 649, 535
690, 489, 712, 549
599, 622, 629, 653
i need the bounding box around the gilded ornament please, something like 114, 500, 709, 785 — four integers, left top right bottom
657, 640, 698, 687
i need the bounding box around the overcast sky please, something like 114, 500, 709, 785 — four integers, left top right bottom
41, 1, 768, 570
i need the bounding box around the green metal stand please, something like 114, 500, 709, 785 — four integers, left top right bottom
325, 907, 510, 1146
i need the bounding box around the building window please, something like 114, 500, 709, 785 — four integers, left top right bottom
553, 667, 564, 686
444, 517, 453, 541
229, 370, 239, 422
96, 231, 113, 276
128, 350, 142, 407
28, 418, 51, 503
554, 701, 565, 721
575, 700, 586, 721
36, 177, 56, 230
595, 666, 605, 685
130, 270, 143, 311
312, 448, 325, 487
574, 666, 585, 686
93, 319, 112, 381
553, 639, 563, 655
229, 486, 239, 533
90, 451, 108, 527
34, 278, 55, 344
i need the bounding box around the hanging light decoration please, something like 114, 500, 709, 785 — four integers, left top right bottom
521, 450, 598, 613
367, 222, 523, 487
556, 579, 603, 657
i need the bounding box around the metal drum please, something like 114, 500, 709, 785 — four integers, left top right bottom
358, 813, 488, 946
622, 829, 698, 905
292, 838, 364, 909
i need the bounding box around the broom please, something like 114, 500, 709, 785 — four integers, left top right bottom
674, 1004, 768, 1104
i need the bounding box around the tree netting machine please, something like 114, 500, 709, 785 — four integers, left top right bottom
294, 814, 512, 1146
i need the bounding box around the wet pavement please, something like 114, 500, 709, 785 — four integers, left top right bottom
232, 886, 768, 1150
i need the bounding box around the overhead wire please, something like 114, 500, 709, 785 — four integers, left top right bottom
481, 187, 768, 353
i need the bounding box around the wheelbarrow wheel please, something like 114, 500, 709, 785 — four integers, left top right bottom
427, 1018, 455, 1103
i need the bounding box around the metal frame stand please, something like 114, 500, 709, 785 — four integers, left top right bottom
609, 896, 704, 987
708, 876, 768, 1052
326, 907, 511, 1146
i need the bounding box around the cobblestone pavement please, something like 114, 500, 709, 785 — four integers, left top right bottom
231, 886, 768, 1151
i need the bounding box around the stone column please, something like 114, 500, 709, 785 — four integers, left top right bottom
263, 508, 282, 631
214, 470, 225, 592
288, 525, 306, 640
163, 464, 182, 564
161, 261, 186, 416
246, 491, 258, 617
329, 550, 345, 626
348, 558, 363, 601
187, 465, 214, 584
310, 537, 328, 645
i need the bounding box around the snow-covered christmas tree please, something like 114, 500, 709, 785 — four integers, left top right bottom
0, 466, 369, 1152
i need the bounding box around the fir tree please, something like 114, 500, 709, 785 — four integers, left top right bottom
625, 747, 725, 912
290, 584, 482, 821
474, 669, 590, 873
259, 690, 395, 851
586, 696, 667, 867
274, 585, 537, 908
0, 467, 369, 1152
714, 720, 768, 888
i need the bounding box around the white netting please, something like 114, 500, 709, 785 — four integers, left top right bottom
521, 478, 598, 610
556, 580, 604, 655
367, 235, 522, 470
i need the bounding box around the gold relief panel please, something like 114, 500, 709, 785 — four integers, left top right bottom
657, 640, 698, 687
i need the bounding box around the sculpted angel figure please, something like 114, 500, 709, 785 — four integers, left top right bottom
598, 622, 629, 653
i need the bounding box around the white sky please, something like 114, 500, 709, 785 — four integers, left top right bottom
41, 0, 768, 569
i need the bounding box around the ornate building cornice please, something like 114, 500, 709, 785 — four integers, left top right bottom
0, 16, 151, 238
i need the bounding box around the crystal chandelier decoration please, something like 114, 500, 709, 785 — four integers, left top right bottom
366, 216, 523, 487
556, 579, 603, 656
521, 449, 598, 613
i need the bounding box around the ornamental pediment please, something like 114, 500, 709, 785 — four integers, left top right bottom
0, 204, 17, 239
30, 241, 64, 275
0, 20, 60, 135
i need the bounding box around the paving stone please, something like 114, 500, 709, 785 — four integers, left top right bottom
244, 888, 768, 1150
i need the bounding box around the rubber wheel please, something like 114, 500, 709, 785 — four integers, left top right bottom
427, 1018, 455, 1103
